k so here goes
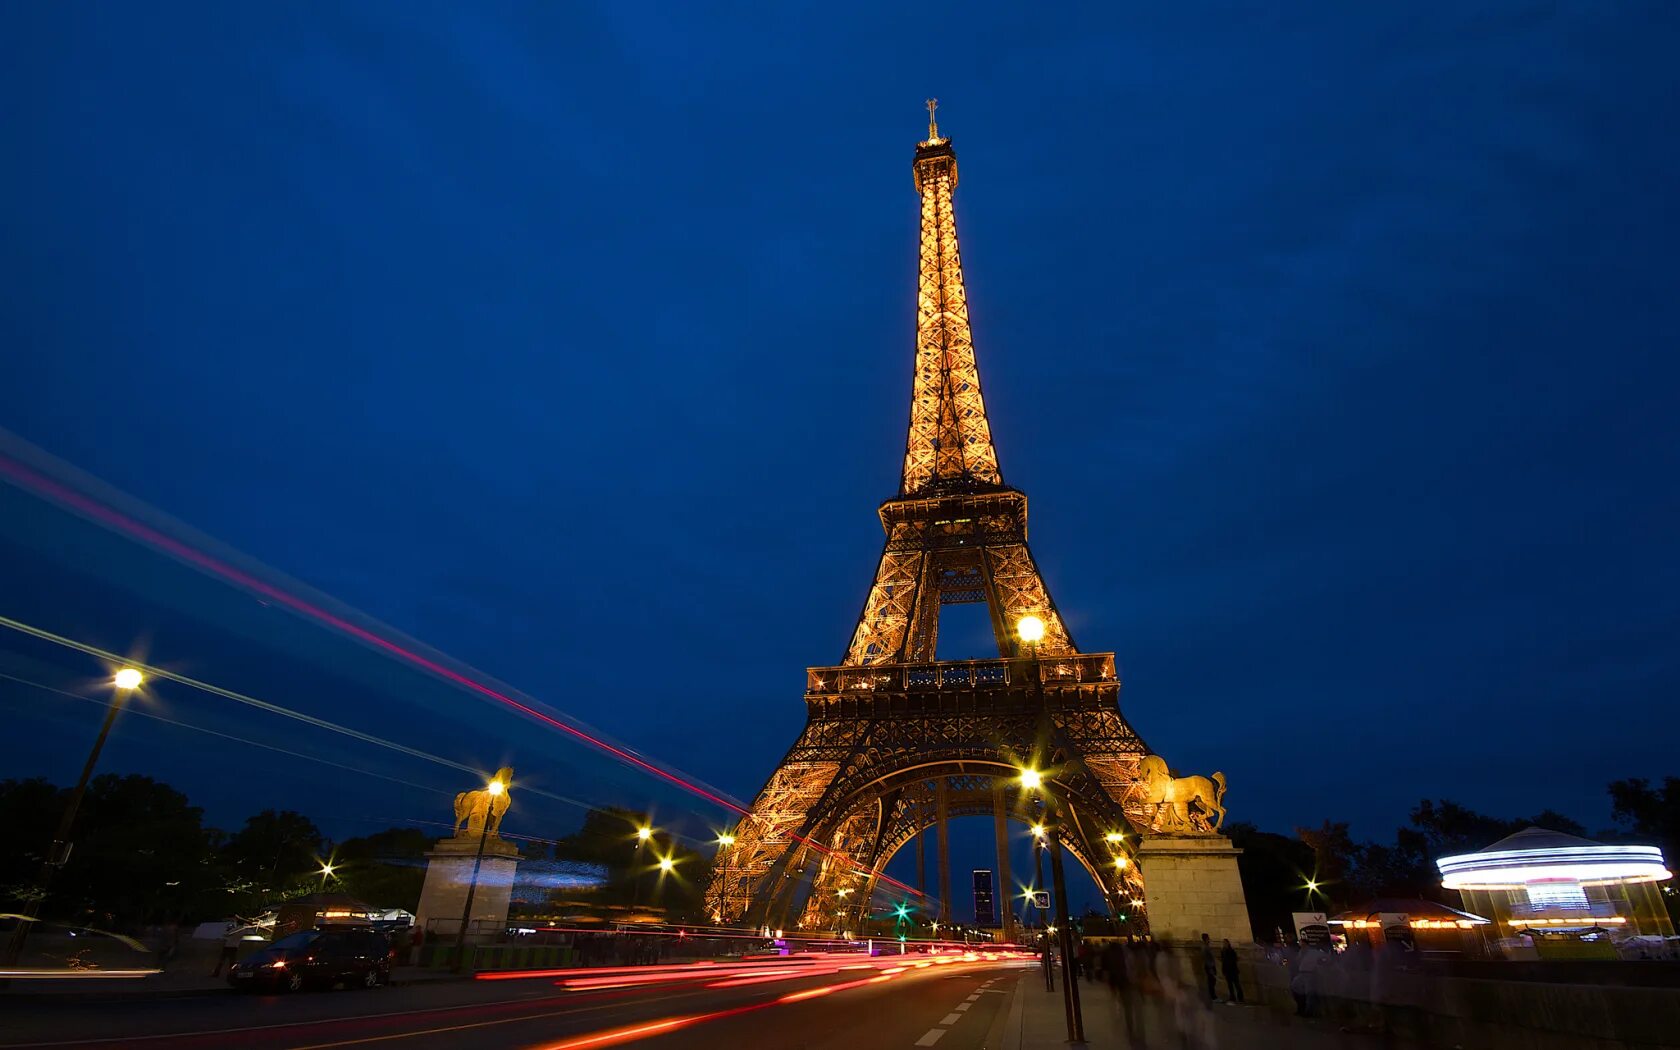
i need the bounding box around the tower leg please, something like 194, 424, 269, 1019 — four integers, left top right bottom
917, 825, 927, 900
935, 778, 952, 924
993, 780, 1013, 942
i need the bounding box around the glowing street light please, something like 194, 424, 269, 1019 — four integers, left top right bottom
1016, 615, 1046, 645
637, 825, 653, 842
717, 832, 736, 847
319, 862, 336, 877
658, 856, 676, 874
1105, 831, 1124, 844
1019, 767, 1043, 791
5, 660, 151, 966
1031, 823, 1047, 839
454, 773, 510, 971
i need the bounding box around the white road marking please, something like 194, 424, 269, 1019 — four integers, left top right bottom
940, 1012, 963, 1025
915, 1029, 947, 1046
965, 993, 980, 1001
955, 1002, 972, 1011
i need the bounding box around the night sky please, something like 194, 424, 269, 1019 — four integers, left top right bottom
3, 4, 1678, 913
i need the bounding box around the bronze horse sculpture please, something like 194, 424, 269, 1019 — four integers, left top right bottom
453, 766, 513, 838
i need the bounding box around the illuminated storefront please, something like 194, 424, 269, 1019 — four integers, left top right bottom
1437, 827, 1674, 954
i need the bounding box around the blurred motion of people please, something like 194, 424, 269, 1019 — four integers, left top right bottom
1221, 937, 1243, 1003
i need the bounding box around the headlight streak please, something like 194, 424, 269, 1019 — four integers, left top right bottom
0, 440, 925, 901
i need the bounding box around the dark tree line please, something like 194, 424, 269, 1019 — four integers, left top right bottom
1230, 775, 1680, 940
0, 779, 719, 932
0, 775, 430, 932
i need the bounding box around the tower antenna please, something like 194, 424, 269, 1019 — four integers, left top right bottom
925, 98, 939, 141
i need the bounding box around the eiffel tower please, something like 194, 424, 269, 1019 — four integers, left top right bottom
706, 104, 1160, 937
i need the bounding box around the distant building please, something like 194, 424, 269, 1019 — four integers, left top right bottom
973, 869, 996, 926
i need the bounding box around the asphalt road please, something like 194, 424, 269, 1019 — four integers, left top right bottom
1, 959, 1032, 1050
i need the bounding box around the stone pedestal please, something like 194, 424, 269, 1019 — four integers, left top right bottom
1136, 833, 1250, 945
414, 835, 522, 944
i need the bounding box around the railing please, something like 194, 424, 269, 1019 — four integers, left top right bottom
806, 653, 1117, 696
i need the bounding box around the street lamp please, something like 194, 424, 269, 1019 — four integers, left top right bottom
631, 823, 657, 911
4, 667, 146, 966
716, 832, 735, 848
658, 856, 676, 874
452, 776, 505, 972
1016, 616, 1084, 1043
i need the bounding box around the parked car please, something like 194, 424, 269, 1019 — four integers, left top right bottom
228, 927, 391, 992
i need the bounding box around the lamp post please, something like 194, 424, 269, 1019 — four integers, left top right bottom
4, 668, 144, 967
452, 776, 505, 972
1017, 616, 1084, 1044
631, 825, 654, 912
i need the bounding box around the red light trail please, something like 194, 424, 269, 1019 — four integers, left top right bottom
0, 436, 924, 899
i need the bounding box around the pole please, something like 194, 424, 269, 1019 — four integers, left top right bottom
1028, 638, 1084, 1043
1048, 823, 1085, 1042
4, 687, 131, 966
451, 810, 493, 972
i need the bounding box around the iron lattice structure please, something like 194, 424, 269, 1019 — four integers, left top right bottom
706, 108, 1154, 934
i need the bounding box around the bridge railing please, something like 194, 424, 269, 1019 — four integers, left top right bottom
806, 653, 1116, 696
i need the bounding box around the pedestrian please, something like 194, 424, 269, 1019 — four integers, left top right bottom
1200, 932, 1218, 1000
1077, 938, 1094, 982
1220, 938, 1243, 1003
1292, 944, 1324, 1016
210, 924, 241, 977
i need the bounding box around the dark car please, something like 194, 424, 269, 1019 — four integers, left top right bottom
229, 928, 391, 992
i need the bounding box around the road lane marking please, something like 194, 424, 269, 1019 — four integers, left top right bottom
955, 1002, 971, 1011
915, 1030, 946, 1046
940, 1012, 962, 1025
965, 993, 980, 1001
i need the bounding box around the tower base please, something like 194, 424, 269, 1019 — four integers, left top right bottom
414, 836, 521, 944
1136, 834, 1249, 945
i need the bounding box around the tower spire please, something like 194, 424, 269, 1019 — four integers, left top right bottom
902, 105, 1001, 495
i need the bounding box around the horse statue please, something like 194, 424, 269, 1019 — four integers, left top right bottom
1136, 755, 1227, 834
453, 766, 514, 839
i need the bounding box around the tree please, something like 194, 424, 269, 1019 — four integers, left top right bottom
0, 778, 62, 904
1295, 820, 1359, 910
49, 775, 219, 930
1227, 822, 1316, 942
1607, 776, 1680, 926
332, 827, 431, 911
220, 809, 326, 907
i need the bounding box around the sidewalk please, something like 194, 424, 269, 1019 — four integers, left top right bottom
1003, 971, 1419, 1049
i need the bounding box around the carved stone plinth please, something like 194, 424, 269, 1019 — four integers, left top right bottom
414, 836, 522, 944
1136, 834, 1250, 945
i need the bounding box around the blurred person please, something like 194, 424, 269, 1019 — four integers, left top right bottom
1220, 938, 1243, 1003
1292, 943, 1325, 1017
209, 924, 241, 977
1200, 932, 1218, 1000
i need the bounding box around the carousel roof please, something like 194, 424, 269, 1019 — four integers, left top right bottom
1437, 827, 1671, 890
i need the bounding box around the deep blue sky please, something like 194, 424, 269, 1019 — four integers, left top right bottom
3, 4, 1679, 912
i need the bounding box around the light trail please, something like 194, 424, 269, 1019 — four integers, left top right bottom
0, 671, 455, 799
0, 615, 594, 814
522, 953, 1030, 1050
0, 434, 926, 900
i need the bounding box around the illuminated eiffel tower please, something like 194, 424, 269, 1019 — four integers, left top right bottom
706, 104, 1161, 935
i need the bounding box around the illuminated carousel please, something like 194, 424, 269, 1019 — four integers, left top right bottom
1437, 827, 1675, 958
